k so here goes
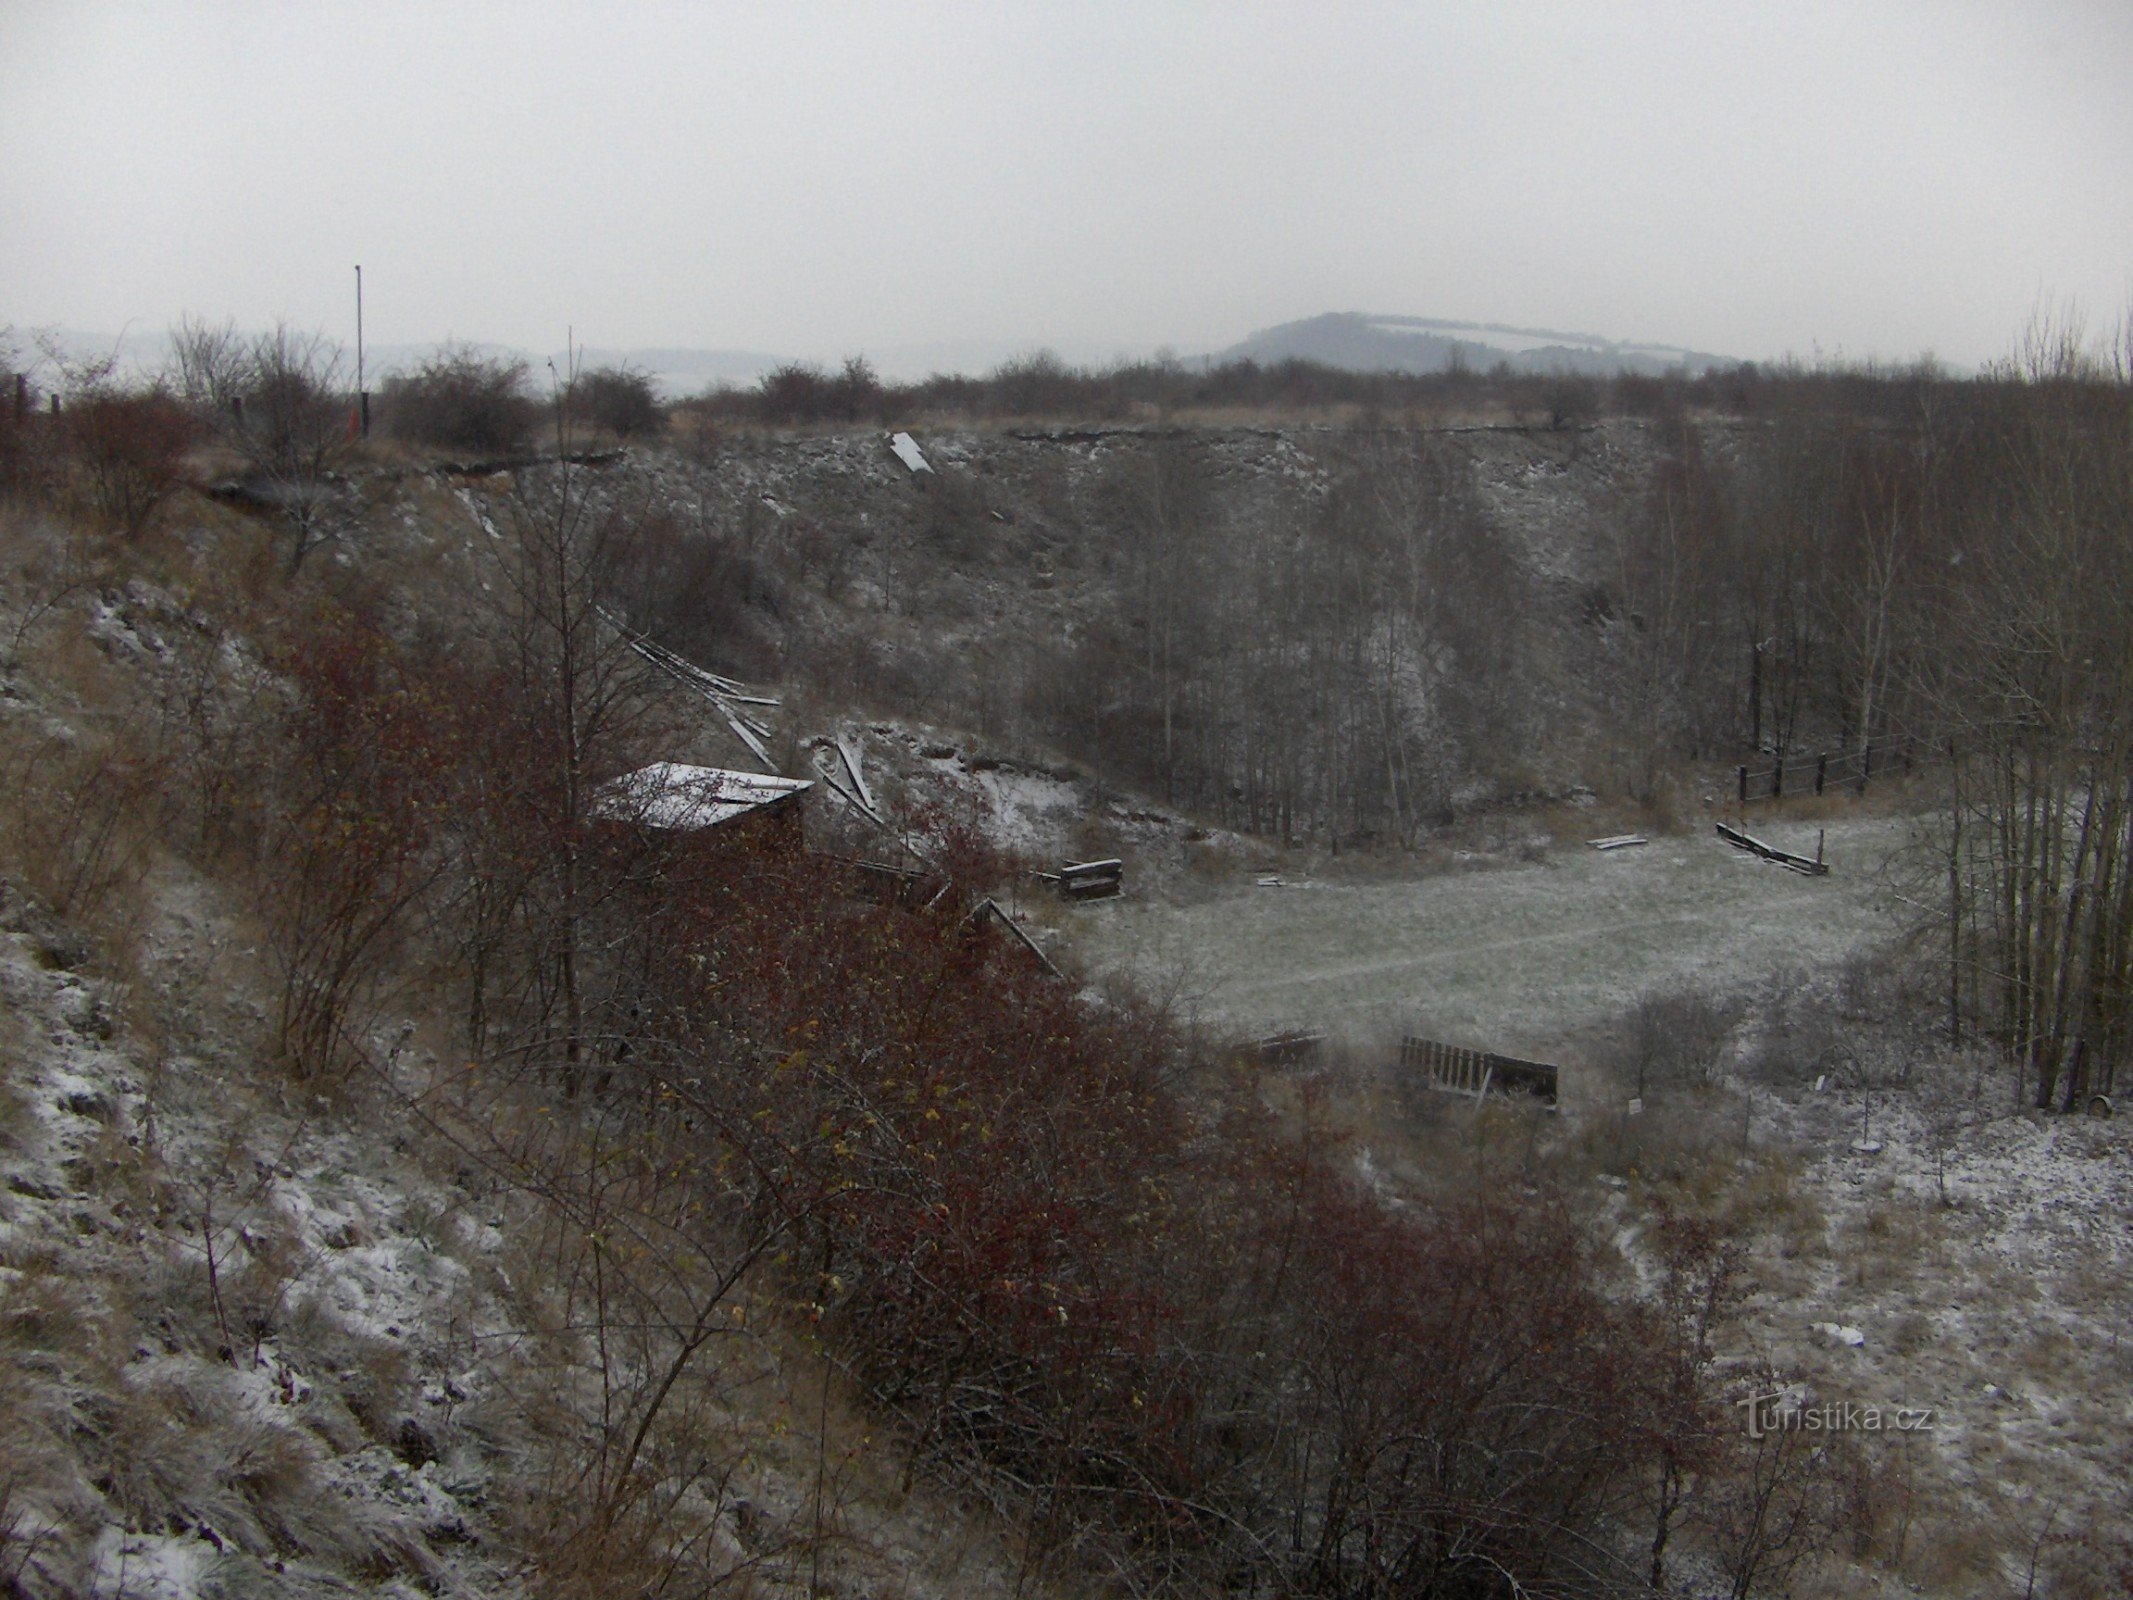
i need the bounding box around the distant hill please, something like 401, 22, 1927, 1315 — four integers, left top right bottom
1218, 312, 1738, 378
25, 315, 1737, 397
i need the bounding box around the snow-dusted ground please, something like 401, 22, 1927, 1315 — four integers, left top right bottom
1132, 793, 2131, 1588
1079, 813, 1911, 1060
0, 859, 1042, 1600
0, 874, 524, 1599
1697, 1076, 2133, 1593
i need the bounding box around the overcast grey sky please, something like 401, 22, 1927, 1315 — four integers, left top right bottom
4, 1, 2128, 373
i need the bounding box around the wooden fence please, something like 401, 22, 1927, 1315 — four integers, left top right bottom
1400, 1036, 1559, 1106
1733, 734, 1940, 806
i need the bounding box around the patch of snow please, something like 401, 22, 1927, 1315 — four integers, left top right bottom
87, 1529, 220, 1600
967, 767, 1081, 857
451, 485, 499, 539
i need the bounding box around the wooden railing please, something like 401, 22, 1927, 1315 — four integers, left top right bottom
1400, 1037, 1559, 1106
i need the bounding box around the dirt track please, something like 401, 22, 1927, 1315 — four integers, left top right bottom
1078, 813, 1917, 1059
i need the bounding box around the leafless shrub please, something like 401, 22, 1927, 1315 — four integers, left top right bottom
603, 505, 784, 674
171, 318, 353, 572
1696, 1370, 1841, 1600
0, 728, 163, 927
379, 344, 537, 454
752, 356, 881, 425
1, 506, 100, 672
0, 1469, 56, 1599
987, 348, 1081, 416
9, 336, 192, 534
1742, 967, 1848, 1088
255, 617, 459, 1078
1615, 985, 1746, 1098
572, 364, 665, 440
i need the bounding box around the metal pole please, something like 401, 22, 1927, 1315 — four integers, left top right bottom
355, 264, 367, 437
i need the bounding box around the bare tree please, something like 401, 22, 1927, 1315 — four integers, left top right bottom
455, 364, 671, 1085
170, 318, 353, 571
1932, 331, 2133, 1110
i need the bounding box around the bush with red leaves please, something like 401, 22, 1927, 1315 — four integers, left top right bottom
261, 600, 1709, 1594
64, 389, 196, 535
600, 844, 1690, 1594
264, 611, 465, 1074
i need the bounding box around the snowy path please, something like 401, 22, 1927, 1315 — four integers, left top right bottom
1080, 814, 1915, 1056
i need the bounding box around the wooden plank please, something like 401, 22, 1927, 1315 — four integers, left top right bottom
1715, 821, 1762, 853
722, 710, 775, 769
611, 620, 786, 773
1258, 1029, 1326, 1066
1588, 834, 1648, 851
1715, 821, 1828, 876
821, 772, 886, 829
1058, 858, 1124, 881
836, 737, 878, 815
969, 897, 1064, 981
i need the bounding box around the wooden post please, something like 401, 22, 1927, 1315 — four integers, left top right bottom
48, 393, 60, 417
1749, 642, 1762, 754
1817, 829, 1825, 868
1947, 737, 1962, 1047
1815, 753, 1827, 796
1773, 753, 1784, 799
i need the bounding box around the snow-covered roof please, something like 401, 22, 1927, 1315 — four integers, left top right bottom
596, 763, 811, 831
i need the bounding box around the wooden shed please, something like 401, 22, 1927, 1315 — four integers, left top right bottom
594, 763, 812, 859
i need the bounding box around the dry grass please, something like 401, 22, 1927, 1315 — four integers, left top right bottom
0, 998, 36, 1158
1883, 1508, 2008, 1597
1838, 1194, 1952, 1292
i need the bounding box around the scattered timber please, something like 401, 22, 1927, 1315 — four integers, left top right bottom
834, 737, 884, 824
608, 612, 781, 770
1715, 821, 1829, 876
